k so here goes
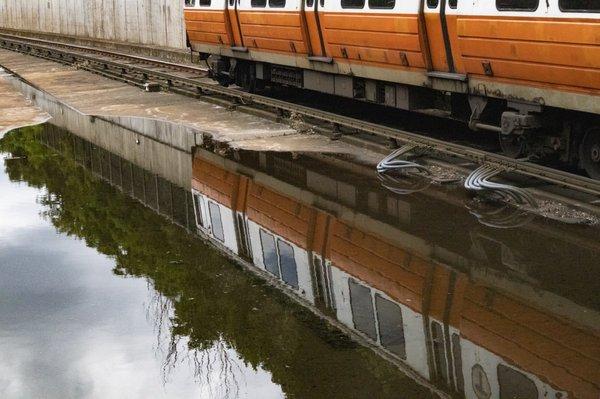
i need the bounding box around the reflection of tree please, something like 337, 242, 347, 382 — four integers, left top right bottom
1, 126, 435, 399
147, 289, 242, 399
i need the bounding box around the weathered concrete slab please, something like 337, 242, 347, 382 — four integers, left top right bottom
0, 50, 375, 159
0, 70, 50, 137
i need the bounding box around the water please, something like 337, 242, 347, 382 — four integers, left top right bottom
1, 124, 599, 399
0, 126, 433, 398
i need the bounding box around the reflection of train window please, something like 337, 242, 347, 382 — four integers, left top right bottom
431, 321, 449, 383
208, 202, 225, 242
260, 230, 280, 277
277, 240, 298, 288
451, 333, 464, 394
498, 364, 538, 399
348, 279, 377, 340
192, 192, 205, 228
259, 230, 299, 288
375, 294, 406, 358
471, 364, 491, 399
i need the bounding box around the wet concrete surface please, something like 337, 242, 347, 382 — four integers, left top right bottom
0, 49, 377, 160
1, 118, 599, 398
0, 70, 50, 136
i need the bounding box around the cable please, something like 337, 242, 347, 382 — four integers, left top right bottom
464, 165, 538, 208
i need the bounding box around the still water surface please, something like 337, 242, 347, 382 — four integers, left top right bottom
1, 124, 599, 399
0, 127, 431, 398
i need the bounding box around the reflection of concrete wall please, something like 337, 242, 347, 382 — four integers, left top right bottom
40, 124, 196, 231
0, 0, 186, 50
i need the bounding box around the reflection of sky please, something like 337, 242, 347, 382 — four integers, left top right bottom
0, 154, 284, 399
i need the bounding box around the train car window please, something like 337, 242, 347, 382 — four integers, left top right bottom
559, 0, 600, 11
427, 0, 439, 8
277, 240, 298, 288
348, 279, 377, 340
368, 0, 395, 9
185, 0, 196, 6
452, 333, 465, 395
496, 0, 539, 11
269, 0, 286, 6
306, 0, 314, 6
251, 0, 267, 7
374, 294, 406, 358
341, 0, 365, 9
208, 202, 225, 242
192, 193, 205, 228
497, 365, 538, 399
260, 230, 280, 277
199, 0, 211, 5
448, 0, 457, 8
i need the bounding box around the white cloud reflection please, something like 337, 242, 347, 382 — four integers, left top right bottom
0, 154, 284, 399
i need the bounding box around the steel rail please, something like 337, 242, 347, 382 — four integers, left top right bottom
1, 33, 600, 197
0, 33, 208, 74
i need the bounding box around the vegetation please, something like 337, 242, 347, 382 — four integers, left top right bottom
0, 126, 434, 399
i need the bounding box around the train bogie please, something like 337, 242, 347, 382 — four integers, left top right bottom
186, 0, 600, 177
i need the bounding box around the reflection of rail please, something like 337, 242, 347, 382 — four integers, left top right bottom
2, 33, 600, 197
192, 152, 600, 399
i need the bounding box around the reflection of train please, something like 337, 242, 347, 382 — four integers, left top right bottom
191, 149, 599, 398
184, 0, 600, 177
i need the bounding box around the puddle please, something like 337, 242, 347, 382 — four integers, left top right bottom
1, 118, 598, 399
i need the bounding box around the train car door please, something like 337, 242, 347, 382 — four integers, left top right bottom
303, 0, 328, 59
227, 0, 246, 49
422, 0, 456, 73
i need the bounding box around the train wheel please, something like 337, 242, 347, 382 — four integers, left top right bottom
580, 127, 600, 179
499, 134, 526, 158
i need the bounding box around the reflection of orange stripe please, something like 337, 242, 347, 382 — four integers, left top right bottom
461, 318, 599, 399
192, 158, 239, 208
246, 181, 314, 248
328, 219, 430, 312
461, 285, 600, 399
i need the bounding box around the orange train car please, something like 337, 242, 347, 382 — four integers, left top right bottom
184, 0, 600, 178
191, 150, 600, 398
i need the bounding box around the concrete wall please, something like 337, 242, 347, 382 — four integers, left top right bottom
0, 0, 186, 50
7, 74, 195, 189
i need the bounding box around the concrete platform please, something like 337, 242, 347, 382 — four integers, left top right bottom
0, 69, 50, 137
0, 49, 379, 161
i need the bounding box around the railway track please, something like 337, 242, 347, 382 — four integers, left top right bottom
1, 32, 600, 199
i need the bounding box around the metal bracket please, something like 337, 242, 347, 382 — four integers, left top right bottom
468, 95, 488, 130
307, 56, 333, 64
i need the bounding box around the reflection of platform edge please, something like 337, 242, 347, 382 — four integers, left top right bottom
35, 124, 450, 399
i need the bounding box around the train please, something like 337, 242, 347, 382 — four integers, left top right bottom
183, 0, 600, 178
190, 147, 599, 399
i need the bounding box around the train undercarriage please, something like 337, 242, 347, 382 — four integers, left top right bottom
203, 53, 600, 179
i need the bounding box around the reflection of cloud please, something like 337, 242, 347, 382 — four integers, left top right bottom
0, 165, 284, 399
0, 168, 46, 239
